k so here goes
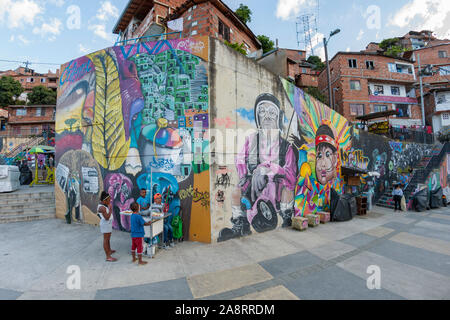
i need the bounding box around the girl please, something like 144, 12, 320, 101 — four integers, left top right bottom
98, 191, 117, 262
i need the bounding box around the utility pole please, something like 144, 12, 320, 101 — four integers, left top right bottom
418, 54, 426, 127
418, 54, 427, 143
324, 37, 333, 109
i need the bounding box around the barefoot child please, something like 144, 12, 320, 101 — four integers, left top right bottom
130, 202, 152, 265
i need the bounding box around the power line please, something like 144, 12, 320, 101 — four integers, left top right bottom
0, 59, 61, 66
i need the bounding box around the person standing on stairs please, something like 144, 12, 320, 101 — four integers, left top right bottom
392, 184, 403, 212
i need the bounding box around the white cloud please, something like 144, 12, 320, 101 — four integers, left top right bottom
33, 18, 62, 40
47, 0, 64, 6
79, 44, 91, 54
346, 47, 351, 52
89, 24, 114, 41
389, 0, 450, 39
96, 1, 119, 21
17, 34, 30, 45
356, 29, 364, 41
0, 0, 42, 28
276, 0, 315, 21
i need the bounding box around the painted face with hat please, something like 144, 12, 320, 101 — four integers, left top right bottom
315, 124, 338, 186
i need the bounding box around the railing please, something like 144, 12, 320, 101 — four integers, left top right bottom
404, 142, 449, 201
114, 32, 182, 47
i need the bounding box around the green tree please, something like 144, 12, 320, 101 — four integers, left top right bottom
225, 41, 247, 55
0, 76, 23, 107
305, 86, 327, 104
27, 85, 57, 105
307, 56, 326, 71
235, 3, 252, 24
257, 35, 275, 54
379, 38, 406, 58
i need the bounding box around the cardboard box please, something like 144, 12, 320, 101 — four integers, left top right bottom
306, 214, 320, 227
292, 216, 308, 231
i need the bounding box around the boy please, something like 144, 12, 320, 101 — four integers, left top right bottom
130, 202, 152, 265
136, 189, 150, 212
152, 193, 175, 249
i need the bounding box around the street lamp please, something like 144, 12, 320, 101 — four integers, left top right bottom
324, 29, 341, 110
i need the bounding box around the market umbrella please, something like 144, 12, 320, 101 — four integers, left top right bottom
29, 145, 55, 154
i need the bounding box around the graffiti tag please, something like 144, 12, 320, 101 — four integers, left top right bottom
341, 149, 369, 171
147, 157, 175, 171
179, 185, 210, 208
176, 39, 205, 53
389, 141, 403, 153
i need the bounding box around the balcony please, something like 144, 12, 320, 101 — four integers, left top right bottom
369, 95, 418, 104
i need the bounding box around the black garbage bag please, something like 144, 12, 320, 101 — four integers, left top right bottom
412, 188, 429, 212
430, 187, 443, 209
330, 189, 354, 222
19, 163, 33, 185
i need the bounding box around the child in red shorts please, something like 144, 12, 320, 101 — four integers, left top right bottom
130, 202, 152, 265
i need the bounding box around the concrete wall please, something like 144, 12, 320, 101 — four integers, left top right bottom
55, 36, 212, 243
208, 38, 435, 243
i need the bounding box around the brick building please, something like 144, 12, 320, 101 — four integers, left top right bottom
403, 42, 450, 134
318, 52, 422, 127
2, 105, 55, 138
0, 67, 59, 102
113, 0, 261, 54
257, 48, 319, 88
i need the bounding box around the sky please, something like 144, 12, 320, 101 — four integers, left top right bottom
0, 0, 449, 74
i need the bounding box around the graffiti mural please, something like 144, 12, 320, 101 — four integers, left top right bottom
217, 93, 298, 242
283, 79, 352, 216
56, 36, 211, 242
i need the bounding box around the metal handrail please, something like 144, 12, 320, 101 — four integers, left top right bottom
114, 32, 182, 46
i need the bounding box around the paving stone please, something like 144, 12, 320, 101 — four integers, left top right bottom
233, 285, 299, 300
408, 226, 450, 243
340, 233, 378, 248
283, 265, 403, 300
187, 264, 273, 299
367, 240, 450, 277
308, 241, 356, 261
415, 220, 450, 233
95, 278, 193, 300
337, 251, 450, 300
390, 232, 450, 256
364, 226, 395, 238
259, 251, 324, 278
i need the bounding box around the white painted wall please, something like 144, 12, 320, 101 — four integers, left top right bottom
435, 91, 450, 112
369, 83, 407, 97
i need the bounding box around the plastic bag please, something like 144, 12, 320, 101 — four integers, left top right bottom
401, 196, 406, 212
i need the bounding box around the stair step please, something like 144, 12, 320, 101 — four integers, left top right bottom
0, 206, 56, 216
0, 213, 56, 224
0, 197, 54, 206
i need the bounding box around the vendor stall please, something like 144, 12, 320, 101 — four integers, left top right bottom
341, 166, 368, 215
29, 146, 55, 187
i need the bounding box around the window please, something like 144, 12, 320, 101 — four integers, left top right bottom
438, 51, 447, 58
27, 77, 34, 83
437, 93, 447, 105
373, 105, 388, 113
16, 108, 27, 116
302, 68, 307, 73
350, 104, 364, 116
36, 108, 42, 116
191, 30, 197, 36
396, 104, 409, 118
40, 78, 46, 83
388, 63, 413, 74
31, 127, 39, 135
13, 127, 21, 135
348, 59, 357, 68
440, 66, 450, 76
391, 86, 400, 96
443, 113, 449, 120
374, 85, 384, 95
366, 61, 374, 69
218, 20, 230, 42
350, 80, 361, 90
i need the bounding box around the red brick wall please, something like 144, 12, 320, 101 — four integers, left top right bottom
319, 53, 418, 121
173, 2, 259, 52
7, 106, 55, 124
414, 44, 450, 87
